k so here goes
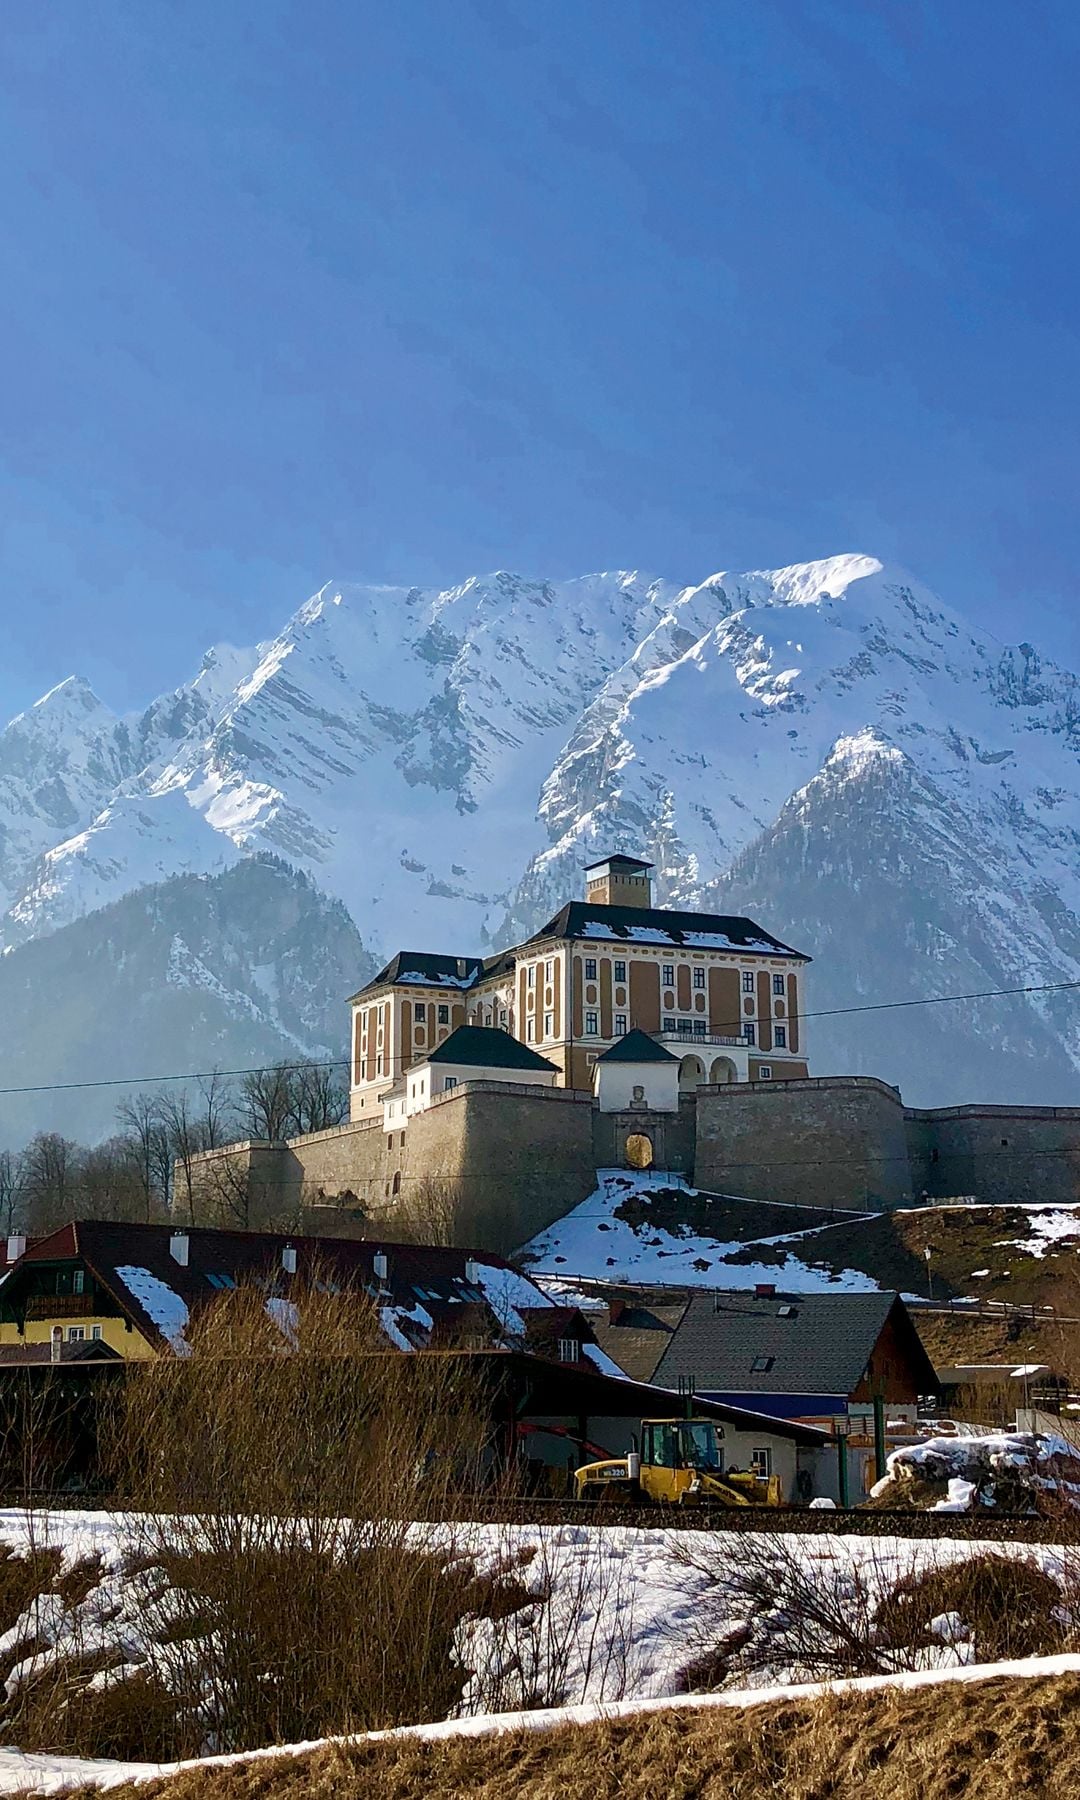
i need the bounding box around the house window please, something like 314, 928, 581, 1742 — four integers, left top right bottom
526, 1018, 536, 1042
693, 967, 706, 990
527, 965, 537, 989
662, 964, 674, 987
743, 1023, 755, 1045
751, 1447, 773, 1477
774, 1025, 787, 1048
73, 1270, 84, 1296
773, 974, 785, 996
444, 1077, 457, 1091
614, 960, 626, 984
584, 958, 597, 981
742, 971, 754, 993
544, 1011, 554, 1038
68, 1327, 85, 1343
437, 1003, 449, 1025
614, 1014, 627, 1035
750, 1356, 774, 1373
759, 1065, 773, 1080
585, 1011, 599, 1036
558, 1338, 580, 1363
91, 1325, 103, 1342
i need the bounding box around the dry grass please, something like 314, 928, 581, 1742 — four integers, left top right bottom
64, 1673, 1080, 1799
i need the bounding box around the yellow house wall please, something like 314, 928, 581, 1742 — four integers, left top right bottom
0, 1317, 157, 1358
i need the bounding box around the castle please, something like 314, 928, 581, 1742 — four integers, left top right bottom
191, 855, 1080, 1253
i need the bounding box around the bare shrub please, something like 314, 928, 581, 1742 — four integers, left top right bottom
466, 1527, 638, 1711
672, 1530, 1080, 1691
97, 1278, 505, 1754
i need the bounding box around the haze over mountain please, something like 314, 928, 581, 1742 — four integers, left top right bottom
4, 552, 1080, 1142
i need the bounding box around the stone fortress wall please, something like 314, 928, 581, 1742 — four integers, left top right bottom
190, 1075, 1080, 1256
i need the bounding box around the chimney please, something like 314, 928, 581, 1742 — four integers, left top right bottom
464, 1257, 480, 1285
281, 1244, 297, 1275
754, 1283, 776, 1298
50, 1325, 62, 1365
608, 1298, 626, 1326
170, 1232, 190, 1268
6, 1235, 26, 1265
373, 1251, 388, 1283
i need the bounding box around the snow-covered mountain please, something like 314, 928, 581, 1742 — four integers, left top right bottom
5, 552, 1080, 1134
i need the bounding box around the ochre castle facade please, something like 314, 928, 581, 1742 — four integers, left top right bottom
349, 854, 811, 1119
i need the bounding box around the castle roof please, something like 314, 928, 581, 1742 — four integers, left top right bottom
348, 950, 485, 1001
526, 902, 810, 960
595, 1028, 679, 1065
584, 853, 654, 873
425, 1025, 557, 1073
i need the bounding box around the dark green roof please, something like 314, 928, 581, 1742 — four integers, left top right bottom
596, 1029, 679, 1065
427, 1025, 557, 1073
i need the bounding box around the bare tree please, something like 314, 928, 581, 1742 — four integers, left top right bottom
21, 1134, 80, 1234
116, 1094, 171, 1220
158, 1089, 209, 1224
77, 1137, 154, 1222
289, 1062, 348, 1136
197, 1072, 232, 1149
0, 1150, 26, 1235
236, 1065, 295, 1142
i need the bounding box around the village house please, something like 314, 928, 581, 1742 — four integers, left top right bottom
349, 854, 811, 1120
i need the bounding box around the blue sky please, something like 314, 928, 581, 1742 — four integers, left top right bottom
3, 0, 1080, 723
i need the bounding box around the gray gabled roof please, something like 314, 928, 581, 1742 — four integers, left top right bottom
596, 1029, 679, 1065
652, 1289, 933, 1398
426, 1025, 557, 1072
525, 902, 810, 959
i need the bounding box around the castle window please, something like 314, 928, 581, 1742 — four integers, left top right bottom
614, 1013, 627, 1035
499, 1007, 509, 1028
742, 972, 754, 993
662, 964, 674, 987
614, 959, 626, 984
544, 1011, 554, 1038
444, 1077, 457, 1091
415, 1002, 426, 1022
693, 1019, 707, 1035
584, 958, 597, 981
758, 1065, 773, 1080
774, 1025, 787, 1048
376, 1056, 383, 1076
545, 958, 555, 983
526, 1018, 536, 1042
743, 1023, 755, 1045
437, 1003, 449, 1025
527, 965, 537, 989
585, 1011, 599, 1035
392, 1172, 401, 1196
693, 967, 706, 989
773, 974, 785, 996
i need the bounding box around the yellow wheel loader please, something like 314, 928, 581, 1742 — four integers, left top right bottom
574, 1418, 782, 1507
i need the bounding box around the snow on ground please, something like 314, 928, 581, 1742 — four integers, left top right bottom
6, 1653, 1080, 1793
872, 1431, 1080, 1510
2, 1505, 1080, 1792
523, 1170, 883, 1290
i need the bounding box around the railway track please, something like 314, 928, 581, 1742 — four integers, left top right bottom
438, 1495, 1080, 1543
4, 1494, 1076, 1543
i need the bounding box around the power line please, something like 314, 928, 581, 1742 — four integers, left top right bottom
0, 974, 1078, 1100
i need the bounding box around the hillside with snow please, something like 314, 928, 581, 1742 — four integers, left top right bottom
5, 552, 1080, 1136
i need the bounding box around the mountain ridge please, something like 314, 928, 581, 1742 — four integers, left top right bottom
4, 551, 1080, 1129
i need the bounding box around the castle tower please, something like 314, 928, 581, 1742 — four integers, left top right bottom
584, 853, 653, 909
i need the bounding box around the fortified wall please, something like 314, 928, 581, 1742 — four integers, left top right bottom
189, 1077, 1080, 1255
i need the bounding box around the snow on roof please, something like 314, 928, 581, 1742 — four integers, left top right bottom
114, 1266, 191, 1356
